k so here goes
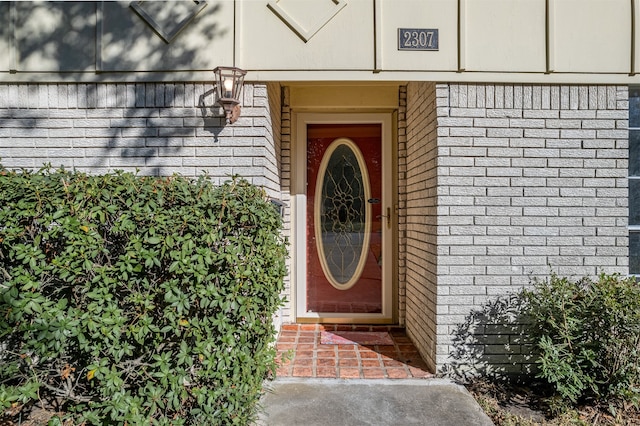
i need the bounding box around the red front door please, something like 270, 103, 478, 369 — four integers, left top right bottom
306, 124, 383, 315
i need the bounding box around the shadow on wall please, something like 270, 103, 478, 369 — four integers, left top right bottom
109, 83, 227, 177
15, 1, 228, 72
1, 2, 231, 177
12, 2, 96, 73
445, 294, 536, 383
0, 82, 228, 177
199, 87, 227, 140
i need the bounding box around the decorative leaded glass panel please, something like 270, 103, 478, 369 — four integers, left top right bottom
315, 139, 370, 289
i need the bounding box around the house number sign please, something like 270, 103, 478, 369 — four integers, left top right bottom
398, 28, 439, 51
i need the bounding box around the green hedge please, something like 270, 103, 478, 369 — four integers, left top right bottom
0, 166, 287, 425
522, 273, 640, 410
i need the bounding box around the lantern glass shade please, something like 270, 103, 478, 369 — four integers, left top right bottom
213, 66, 246, 102
213, 66, 246, 124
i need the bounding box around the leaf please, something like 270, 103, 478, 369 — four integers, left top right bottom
47, 417, 63, 426
60, 364, 75, 380
87, 369, 96, 380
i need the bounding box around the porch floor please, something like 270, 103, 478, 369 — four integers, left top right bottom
275, 324, 435, 379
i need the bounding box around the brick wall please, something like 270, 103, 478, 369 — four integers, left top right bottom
279, 86, 293, 323
397, 86, 407, 327
429, 84, 628, 374
266, 82, 287, 328
0, 82, 280, 195
404, 81, 440, 372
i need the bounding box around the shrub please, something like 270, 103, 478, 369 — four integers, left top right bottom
0, 166, 287, 425
521, 272, 640, 408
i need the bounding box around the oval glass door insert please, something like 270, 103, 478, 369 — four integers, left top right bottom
314, 138, 371, 290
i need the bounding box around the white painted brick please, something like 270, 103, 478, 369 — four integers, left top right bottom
468, 86, 478, 108
449, 127, 486, 137
522, 168, 557, 178
27, 85, 39, 109
466, 176, 507, 190
524, 128, 560, 138
486, 167, 521, 177
509, 118, 545, 128
597, 129, 628, 139
584, 158, 619, 169
560, 129, 596, 139
474, 118, 509, 127
124, 109, 160, 118
582, 119, 615, 129
487, 109, 522, 118
159, 108, 199, 118
439, 117, 474, 127
560, 110, 596, 119
541, 86, 551, 109
525, 148, 560, 158
0, 85, 9, 109
13, 86, 25, 109
487, 128, 523, 138
35, 139, 72, 147
49, 110, 86, 119
450, 108, 485, 117
597, 110, 627, 119
524, 246, 560, 256
233, 127, 266, 137
158, 128, 195, 138
545, 119, 581, 129
146, 118, 183, 127
509, 157, 546, 168
105, 84, 117, 108
86, 128, 120, 137
484, 147, 522, 157
87, 110, 122, 119
74, 119, 110, 128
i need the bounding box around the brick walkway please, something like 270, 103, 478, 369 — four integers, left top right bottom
275, 324, 434, 379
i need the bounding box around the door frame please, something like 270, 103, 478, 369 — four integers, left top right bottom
292, 112, 395, 323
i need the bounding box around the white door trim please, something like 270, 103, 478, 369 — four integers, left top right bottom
292, 112, 394, 323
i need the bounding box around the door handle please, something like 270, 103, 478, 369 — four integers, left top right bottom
376, 207, 391, 228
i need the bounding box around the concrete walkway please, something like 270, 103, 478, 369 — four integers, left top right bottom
256, 378, 494, 426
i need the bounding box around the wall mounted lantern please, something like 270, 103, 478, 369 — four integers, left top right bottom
213, 66, 247, 124
270, 198, 285, 218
